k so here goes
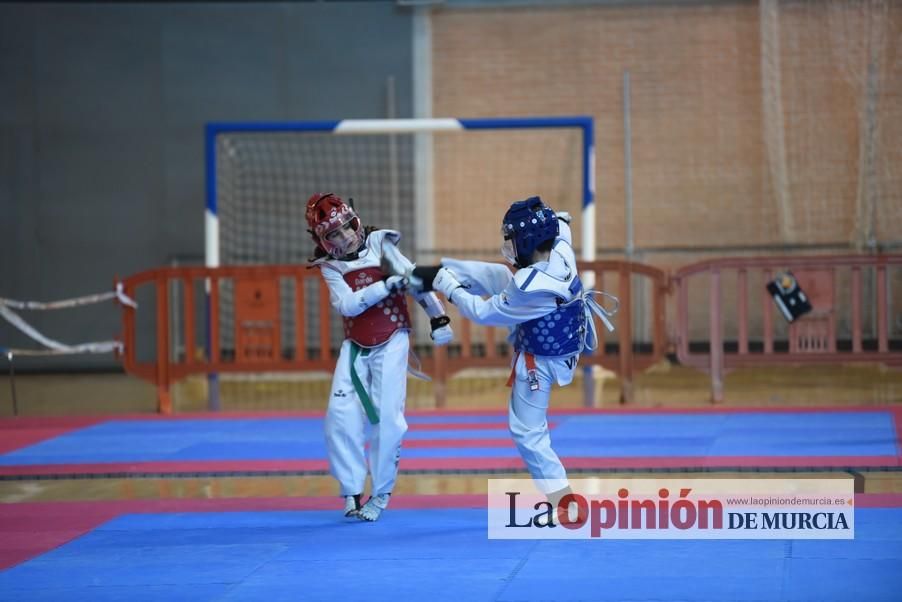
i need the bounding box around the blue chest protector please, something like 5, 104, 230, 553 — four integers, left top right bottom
514, 274, 587, 358
510, 235, 618, 358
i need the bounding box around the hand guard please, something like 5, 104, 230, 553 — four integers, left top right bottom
384, 275, 408, 293
429, 316, 453, 346
556, 211, 572, 224
433, 267, 464, 302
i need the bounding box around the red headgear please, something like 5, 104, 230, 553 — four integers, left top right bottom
305, 193, 364, 258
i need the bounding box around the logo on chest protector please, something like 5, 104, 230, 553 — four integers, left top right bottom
353, 272, 375, 288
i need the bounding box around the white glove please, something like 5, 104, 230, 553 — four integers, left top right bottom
430, 316, 453, 346
385, 275, 407, 293
433, 267, 463, 301
556, 211, 572, 224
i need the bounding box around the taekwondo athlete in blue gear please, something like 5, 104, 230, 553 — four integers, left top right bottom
392, 196, 616, 501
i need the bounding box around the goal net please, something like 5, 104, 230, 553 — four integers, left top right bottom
751, 0, 902, 348
759, 0, 901, 250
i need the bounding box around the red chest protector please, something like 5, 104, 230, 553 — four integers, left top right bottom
342, 267, 411, 347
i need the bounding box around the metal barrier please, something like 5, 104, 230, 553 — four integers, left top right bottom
120, 261, 669, 413
673, 254, 902, 403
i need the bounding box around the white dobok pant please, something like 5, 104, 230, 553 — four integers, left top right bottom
508, 351, 575, 494
325, 331, 409, 497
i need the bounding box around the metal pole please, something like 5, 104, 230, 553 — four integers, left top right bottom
205, 126, 221, 412
387, 76, 401, 232
7, 352, 18, 416
623, 70, 634, 260
623, 69, 647, 345
581, 116, 598, 407
412, 5, 435, 263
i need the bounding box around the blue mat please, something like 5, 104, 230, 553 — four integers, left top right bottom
0, 411, 897, 466
1, 508, 900, 601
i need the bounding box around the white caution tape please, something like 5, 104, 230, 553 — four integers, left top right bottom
0, 283, 135, 357
0, 282, 137, 311
0, 304, 123, 356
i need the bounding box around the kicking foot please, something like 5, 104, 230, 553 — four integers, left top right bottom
547, 486, 587, 523
546, 486, 573, 509
343, 494, 362, 518
357, 493, 391, 522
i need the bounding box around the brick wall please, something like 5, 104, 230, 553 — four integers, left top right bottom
431, 1, 902, 260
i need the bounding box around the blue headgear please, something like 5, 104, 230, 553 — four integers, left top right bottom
501, 196, 559, 267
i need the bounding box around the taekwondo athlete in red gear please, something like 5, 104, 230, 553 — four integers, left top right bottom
306, 193, 453, 521
385, 196, 615, 502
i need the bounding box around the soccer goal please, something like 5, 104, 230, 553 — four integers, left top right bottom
206, 116, 595, 265
200, 117, 595, 410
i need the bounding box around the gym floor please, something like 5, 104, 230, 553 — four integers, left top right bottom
1, 367, 901, 600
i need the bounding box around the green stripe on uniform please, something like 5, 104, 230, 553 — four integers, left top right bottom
349, 343, 379, 424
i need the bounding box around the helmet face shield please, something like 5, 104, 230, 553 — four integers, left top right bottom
305, 192, 364, 258
500, 196, 559, 267
501, 226, 518, 266
321, 213, 363, 258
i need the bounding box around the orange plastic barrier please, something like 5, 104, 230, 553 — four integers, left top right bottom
119, 261, 669, 413
673, 254, 902, 403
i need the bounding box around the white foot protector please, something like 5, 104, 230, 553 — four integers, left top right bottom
357, 493, 390, 522
343, 495, 362, 518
